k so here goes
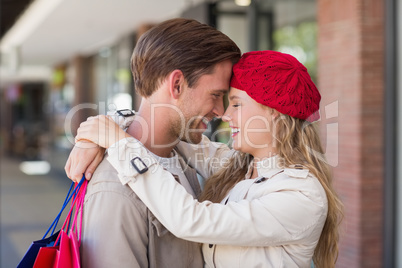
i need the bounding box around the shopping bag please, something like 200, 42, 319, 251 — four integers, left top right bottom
33, 178, 87, 268
17, 176, 87, 268
33, 231, 73, 268
16, 230, 60, 268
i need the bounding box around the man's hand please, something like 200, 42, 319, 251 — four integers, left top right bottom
75, 115, 130, 148
65, 141, 106, 182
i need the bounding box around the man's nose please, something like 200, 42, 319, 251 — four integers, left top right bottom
221, 108, 232, 122
212, 100, 225, 117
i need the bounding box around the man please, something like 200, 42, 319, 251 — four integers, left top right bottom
65, 18, 240, 267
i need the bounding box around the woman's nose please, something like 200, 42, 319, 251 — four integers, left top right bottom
221, 113, 231, 122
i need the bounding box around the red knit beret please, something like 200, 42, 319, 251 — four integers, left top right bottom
230, 50, 321, 121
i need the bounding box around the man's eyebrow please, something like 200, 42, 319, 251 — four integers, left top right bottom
212, 89, 229, 94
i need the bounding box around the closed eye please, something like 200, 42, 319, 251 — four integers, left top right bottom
211, 90, 227, 99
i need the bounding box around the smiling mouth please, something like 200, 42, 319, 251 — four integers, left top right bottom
230, 126, 240, 137
199, 118, 210, 129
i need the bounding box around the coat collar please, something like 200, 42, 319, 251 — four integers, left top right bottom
246, 155, 310, 180
245, 155, 281, 179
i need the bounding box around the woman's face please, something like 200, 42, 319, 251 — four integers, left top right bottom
222, 87, 277, 159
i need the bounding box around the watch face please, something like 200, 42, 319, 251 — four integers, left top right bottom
117, 109, 135, 117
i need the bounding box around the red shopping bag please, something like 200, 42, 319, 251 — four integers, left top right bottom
33, 178, 87, 268
33, 230, 79, 268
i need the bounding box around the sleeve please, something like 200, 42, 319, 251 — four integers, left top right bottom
80, 185, 148, 267
107, 139, 327, 247
177, 135, 236, 179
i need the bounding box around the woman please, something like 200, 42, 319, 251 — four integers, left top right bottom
71, 51, 343, 267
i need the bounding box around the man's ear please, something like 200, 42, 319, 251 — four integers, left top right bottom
168, 70, 185, 99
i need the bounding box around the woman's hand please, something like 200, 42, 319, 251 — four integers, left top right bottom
75, 115, 130, 148
65, 141, 105, 182
65, 115, 130, 182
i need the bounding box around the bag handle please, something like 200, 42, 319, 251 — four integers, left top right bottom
43, 175, 86, 240
70, 179, 88, 244
54, 176, 88, 246
42, 181, 74, 239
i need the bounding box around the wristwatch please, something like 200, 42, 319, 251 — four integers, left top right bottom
107, 109, 135, 130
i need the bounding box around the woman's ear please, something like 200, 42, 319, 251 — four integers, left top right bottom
168, 70, 185, 99
271, 109, 280, 120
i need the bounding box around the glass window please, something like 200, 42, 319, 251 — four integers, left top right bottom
94, 35, 134, 114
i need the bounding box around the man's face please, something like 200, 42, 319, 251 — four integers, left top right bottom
174, 59, 233, 144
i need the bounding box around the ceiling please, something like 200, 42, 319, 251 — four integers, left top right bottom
0, 0, 194, 67
0, 0, 32, 39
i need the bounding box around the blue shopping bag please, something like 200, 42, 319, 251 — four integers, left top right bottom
17, 176, 86, 268
16, 230, 60, 267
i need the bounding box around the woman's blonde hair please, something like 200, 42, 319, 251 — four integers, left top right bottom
199, 113, 343, 268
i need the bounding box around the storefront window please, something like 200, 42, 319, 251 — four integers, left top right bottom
94, 35, 134, 114
273, 21, 317, 81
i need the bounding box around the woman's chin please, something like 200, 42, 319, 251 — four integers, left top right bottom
231, 141, 242, 152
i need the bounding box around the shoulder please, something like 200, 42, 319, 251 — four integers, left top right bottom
85, 157, 148, 216
262, 167, 328, 206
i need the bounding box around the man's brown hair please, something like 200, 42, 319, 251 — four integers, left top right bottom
131, 18, 241, 97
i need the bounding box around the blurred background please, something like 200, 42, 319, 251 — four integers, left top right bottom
0, 0, 398, 267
